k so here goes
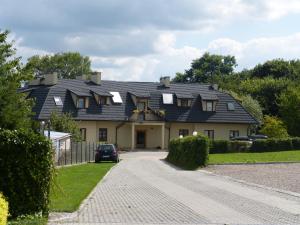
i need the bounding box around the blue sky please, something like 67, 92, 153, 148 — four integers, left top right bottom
1, 0, 300, 81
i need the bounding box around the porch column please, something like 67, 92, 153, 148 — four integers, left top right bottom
131, 123, 135, 150
161, 123, 165, 150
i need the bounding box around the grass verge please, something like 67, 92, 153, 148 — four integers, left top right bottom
50, 162, 115, 212
209, 150, 300, 164
8, 215, 47, 225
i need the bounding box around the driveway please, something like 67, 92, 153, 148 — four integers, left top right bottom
49, 151, 300, 225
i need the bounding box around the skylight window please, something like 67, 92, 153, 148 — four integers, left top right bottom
54, 96, 63, 106
227, 102, 235, 111
162, 93, 173, 104
110, 92, 123, 103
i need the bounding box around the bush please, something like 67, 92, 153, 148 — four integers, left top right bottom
0, 193, 8, 225
0, 129, 54, 218
167, 135, 209, 170
251, 138, 294, 152
291, 137, 300, 150
210, 140, 229, 153
229, 141, 250, 153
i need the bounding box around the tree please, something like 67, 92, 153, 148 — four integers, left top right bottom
0, 30, 33, 130
278, 86, 300, 136
50, 112, 81, 141
260, 115, 289, 138
173, 52, 237, 84
25, 52, 91, 79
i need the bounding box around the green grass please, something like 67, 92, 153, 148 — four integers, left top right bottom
8, 215, 47, 225
50, 162, 115, 212
209, 150, 300, 164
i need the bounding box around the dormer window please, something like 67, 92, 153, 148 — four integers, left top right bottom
69, 89, 90, 109
206, 101, 213, 111
77, 97, 86, 108
99, 96, 109, 105
177, 98, 192, 107
200, 93, 218, 112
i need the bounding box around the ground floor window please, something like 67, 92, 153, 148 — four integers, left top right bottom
204, 130, 214, 139
80, 128, 86, 141
179, 129, 189, 137
99, 128, 108, 142
229, 130, 239, 139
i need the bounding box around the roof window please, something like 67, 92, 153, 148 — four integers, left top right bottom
162, 93, 173, 104
227, 102, 235, 111
54, 96, 63, 106
110, 92, 123, 103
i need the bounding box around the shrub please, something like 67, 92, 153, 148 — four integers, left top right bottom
167, 135, 209, 170
291, 137, 300, 150
251, 138, 294, 152
210, 140, 229, 154
0, 129, 54, 218
229, 141, 250, 153
0, 193, 8, 225
260, 115, 289, 138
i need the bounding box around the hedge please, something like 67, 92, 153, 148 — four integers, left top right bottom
209, 140, 251, 154
0, 129, 54, 218
0, 193, 8, 225
166, 135, 209, 170
250, 138, 295, 152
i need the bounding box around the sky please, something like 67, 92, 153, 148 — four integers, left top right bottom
1, 0, 300, 81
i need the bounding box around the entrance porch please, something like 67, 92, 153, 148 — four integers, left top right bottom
131, 122, 166, 150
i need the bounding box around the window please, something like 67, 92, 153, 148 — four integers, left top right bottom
99, 96, 107, 105
110, 92, 123, 103
227, 102, 235, 111
80, 128, 86, 141
179, 129, 189, 137
99, 128, 108, 142
206, 101, 213, 111
77, 98, 85, 108
162, 93, 173, 104
54, 96, 63, 106
137, 101, 146, 110
229, 130, 239, 139
181, 99, 189, 107
204, 130, 214, 139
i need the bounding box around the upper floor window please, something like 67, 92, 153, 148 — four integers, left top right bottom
77, 97, 85, 108
162, 93, 173, 104
99, 96, 109, 105
179, 129, 189, 137
54, 96, 63, 106
99, 128, 108, 142
110, 92, 123, 103
229, 130, 239, 139
137, 101, 146, 111
227, 102, 235, 111
204, 130, 214, 139
202, 100, 216, 111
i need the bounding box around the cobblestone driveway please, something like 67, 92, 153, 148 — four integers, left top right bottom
49, 152, 300, 225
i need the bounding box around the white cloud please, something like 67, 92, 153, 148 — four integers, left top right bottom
260, 0, 300, 20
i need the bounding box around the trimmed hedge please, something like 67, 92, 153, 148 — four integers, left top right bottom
210, 140, 251, 154
0, 193, 8, 225
166, 135, 209, 170
0, 129, 54, 218
250, 138, 294, 152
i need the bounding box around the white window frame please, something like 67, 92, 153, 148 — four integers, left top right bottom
162, 93, 173, 104
110, 92, 123, 103
54, 96, 63, 106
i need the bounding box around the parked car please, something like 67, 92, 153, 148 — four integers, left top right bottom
95, 144, 119, 163
230, 136, 253, 144
249, 134, 268, 140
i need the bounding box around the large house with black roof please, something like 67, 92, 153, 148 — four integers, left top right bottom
21, 72, 257, 150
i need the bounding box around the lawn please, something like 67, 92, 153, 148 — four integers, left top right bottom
50, 162, 115, 212
209, 150, 300, 164
8, 215, 47, 225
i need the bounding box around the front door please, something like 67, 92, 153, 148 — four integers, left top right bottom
136, 130, 146, 148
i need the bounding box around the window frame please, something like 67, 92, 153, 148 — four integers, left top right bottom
99, 96, 107, 105
99, 128, 108, 142
229, 130, 239, 139
179, 129, 189, 137
181, 99, 189, 107
80, 128, 86, 141
77, 97, 86, 109
204, 130, 215, 139
54, 96, 63, 106
206, 101, 213, 111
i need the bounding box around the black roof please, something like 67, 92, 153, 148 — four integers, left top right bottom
24, 79, 258, 124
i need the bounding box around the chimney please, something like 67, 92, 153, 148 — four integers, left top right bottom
160, 76, 170, 87
42, 72, 58, 85
76, 74, 88, 80
91, 72, 101, 85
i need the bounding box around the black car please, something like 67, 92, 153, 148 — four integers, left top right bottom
95, 144, 119, 163
230, 136, 253, 143
249, 134, 268, 140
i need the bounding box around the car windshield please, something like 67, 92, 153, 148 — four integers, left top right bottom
99, 145, 114, 151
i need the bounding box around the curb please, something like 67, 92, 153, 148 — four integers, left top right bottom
199, 170, 300, 198
48, 162, 120, 223
209, 161, 300, 166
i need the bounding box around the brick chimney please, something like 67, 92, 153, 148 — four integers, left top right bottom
160, 76, 170, 87
28, 73, 58, 86
91, 72, 101, 85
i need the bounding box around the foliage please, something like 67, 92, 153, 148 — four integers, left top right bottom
50, 163, 115, 212
239, 77, 291, 115
173, 52, 237, 84
209, 150, 300, 164
0, 30, 34, 130
250, 138, 294, 152
50, 112, 81, 141
210, 140, 251, 154
278, 86, 300, 136
166, 135, 209, 170
0, 129, 54, 218
260, 115, 289, 138
0, 193, 8, 225
25, 52, 91, 79
8, 214, 47, 225
229, 91, 263, 123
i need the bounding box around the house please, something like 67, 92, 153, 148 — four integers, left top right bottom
22, 72, 257, 150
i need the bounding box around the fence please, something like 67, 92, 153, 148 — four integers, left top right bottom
54, 142, 98, 166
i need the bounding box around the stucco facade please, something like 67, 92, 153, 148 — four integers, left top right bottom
77, 120, 250, 150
